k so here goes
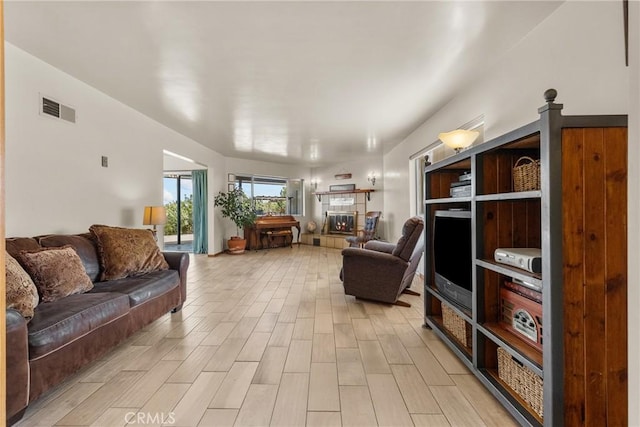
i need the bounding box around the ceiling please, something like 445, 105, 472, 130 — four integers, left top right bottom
5, 1, 562, 167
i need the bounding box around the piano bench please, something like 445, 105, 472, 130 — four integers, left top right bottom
263, 230, 293, 248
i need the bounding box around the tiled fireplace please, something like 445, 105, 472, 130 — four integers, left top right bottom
300, 191, 372, 249
325, 211, 358, 235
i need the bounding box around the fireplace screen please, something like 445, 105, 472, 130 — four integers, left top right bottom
326, 211, 358, 235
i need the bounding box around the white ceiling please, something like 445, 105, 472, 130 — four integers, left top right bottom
5, 1, 562, 167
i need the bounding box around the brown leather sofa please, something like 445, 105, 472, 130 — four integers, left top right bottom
5, 233, 189, 425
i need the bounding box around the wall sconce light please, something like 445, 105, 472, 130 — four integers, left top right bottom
368, 173, 377, 186
438, 129, 479, 153
311, 180, 318, 190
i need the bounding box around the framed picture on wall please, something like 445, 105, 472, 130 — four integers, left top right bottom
228, 183, 235, 191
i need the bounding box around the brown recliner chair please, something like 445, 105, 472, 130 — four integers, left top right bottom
340, 216, 424, 306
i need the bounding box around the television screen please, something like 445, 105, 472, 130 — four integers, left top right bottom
433, 210, 472, 310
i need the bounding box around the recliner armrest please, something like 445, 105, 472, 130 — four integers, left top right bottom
363, 240, 395, 254
162, 252, 190, 310
6, 309, 29, 423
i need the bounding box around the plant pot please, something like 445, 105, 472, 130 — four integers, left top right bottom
227, 237, 247, 254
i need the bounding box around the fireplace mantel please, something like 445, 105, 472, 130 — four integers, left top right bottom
312, 188, 375, 202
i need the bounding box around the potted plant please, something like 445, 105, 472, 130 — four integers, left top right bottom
213, 187, 257, 254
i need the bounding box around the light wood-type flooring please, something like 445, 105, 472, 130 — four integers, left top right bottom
15, 245, 517, 427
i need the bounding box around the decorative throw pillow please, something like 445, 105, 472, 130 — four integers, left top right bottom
89, 224, 169, 281
6, 251, 39, 319
17, 246, 94, 303
364, 217, 376, 232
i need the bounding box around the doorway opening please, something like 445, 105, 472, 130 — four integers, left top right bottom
163, 172, 193, 252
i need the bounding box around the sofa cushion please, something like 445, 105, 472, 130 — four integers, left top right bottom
6, 252, 39, 320
17, 246, 94, 303
27, 292, 130, 360
39, 234, 101, 282
89, 225, 169, 281
90, 269, 179, 307
6, 237, 41, 258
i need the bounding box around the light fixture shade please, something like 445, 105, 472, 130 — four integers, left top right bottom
143, 206, 167, 226
439, 129, 480, 151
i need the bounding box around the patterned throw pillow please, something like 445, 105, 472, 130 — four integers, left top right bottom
89, 225, 169, 281
6, 251, 39, 319
364, 217, 376, 231
17, 246, 94, 303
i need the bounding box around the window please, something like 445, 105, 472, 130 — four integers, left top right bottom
234, 175, 305, 216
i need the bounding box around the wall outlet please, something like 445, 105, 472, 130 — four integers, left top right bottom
101, 156, 108, 167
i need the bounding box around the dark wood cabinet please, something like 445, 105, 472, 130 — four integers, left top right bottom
423, 90, 628, 426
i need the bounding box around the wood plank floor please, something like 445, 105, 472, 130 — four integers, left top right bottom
15, 245, 516, 427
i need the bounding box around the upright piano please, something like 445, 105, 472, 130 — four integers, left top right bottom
244, 215, 301, 250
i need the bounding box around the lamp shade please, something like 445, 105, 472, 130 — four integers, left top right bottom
438, 129, 479, 152
142, 206, 166, 226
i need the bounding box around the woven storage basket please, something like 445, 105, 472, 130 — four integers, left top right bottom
513, 156, 541, 192
442, 304, 472, 348
497, 347, 543, 418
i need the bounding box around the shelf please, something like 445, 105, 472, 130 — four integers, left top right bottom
479, 323, 543, 373
425, 156, 471, 173
425, 315, 473, 361
425, 196, 471, 204
476, 190, 541, 201
313, 188, 375, 202
425, 286, 472, 321
475, 259, 542, 286
501, 134, 541, 150
423, 96, 629, 426
481, 369, 544, 426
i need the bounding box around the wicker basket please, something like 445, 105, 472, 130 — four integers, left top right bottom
442, 304, 472, 348
513, 156, 541, 192
497, 347, 543, 418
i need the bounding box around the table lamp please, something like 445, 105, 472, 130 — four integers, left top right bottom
143, 206, 166, 237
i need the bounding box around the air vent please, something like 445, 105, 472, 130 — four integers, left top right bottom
40, 95, 76, 123
42, 97, 59, 117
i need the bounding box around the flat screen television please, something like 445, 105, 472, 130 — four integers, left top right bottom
433, 210, 472, 311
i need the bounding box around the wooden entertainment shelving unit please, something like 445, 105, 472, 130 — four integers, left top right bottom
423, 90, 628, 426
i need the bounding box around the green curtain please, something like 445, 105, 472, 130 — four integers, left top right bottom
192, 169, 208, 253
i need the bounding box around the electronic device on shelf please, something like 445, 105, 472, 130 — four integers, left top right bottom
433, 210, 472, 311
449, 180, 471, 198
503, 279, 542, 302
494, 248, 542, 274
458, 172, 472, 182
449, 185, 471, 198
500, 287, 543, 350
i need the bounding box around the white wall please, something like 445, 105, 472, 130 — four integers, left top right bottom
628, 1, 639, 424
163, 153, 207, 172
5, 42, 227, 254
384, 1, 629, 243
310, 155, 384, 238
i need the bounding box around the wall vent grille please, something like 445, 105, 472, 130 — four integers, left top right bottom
40, 95, 76, 123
